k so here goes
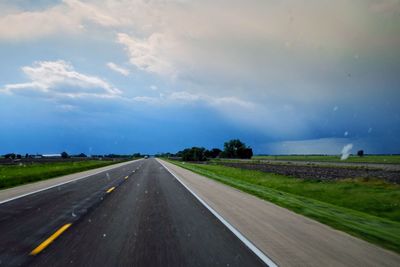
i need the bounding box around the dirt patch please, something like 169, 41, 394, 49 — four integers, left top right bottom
215, 162, 400, 184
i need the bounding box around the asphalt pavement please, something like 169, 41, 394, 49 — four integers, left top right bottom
0, 158, 266, 267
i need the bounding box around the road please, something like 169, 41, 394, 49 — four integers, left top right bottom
0, 158, 267, 267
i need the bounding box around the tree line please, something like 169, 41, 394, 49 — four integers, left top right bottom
156, 139, 253, 161
1, 152, 148, 159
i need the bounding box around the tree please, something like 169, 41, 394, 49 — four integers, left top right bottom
241, 148, 253, 159
205, 148, 222, 158
222, 139, 253, 159
4, 153, 16, 159
77, 153, 87, 158
181, 147, 207, 161
357, 150, 364, 157
61, 152, 69, 159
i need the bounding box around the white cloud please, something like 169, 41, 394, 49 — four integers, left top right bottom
117, 32, 176, 76
0, 0, 398, 143
106, 62, 129, 76
132, 96, 160, 104
0, 0, 119, 40
1, 60, 121, 99
368, 0, 400, 13
132, 90, 255, 109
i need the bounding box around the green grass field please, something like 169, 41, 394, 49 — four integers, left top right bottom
169, 160, 400, 253
0, 160, 122, 189
252, 154, 400, 164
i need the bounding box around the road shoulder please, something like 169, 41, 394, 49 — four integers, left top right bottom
160, 159, 400, 267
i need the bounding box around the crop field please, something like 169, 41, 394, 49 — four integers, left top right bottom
0, 160, 121, 189
253, 154, 400, 164
170, 160, 400, 253
216, 161, 400, 184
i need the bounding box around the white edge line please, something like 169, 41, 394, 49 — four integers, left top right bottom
157, 159, 278, 267
0, 159, 143, 205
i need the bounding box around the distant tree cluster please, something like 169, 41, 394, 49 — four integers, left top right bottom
2, 153, 46, 159
159, 139, 253, 162
3, 153, 24, 159
4, 153, 17, 159
220, 139, 253, 159
205, 148, 222, 158
177, 147, 207, 161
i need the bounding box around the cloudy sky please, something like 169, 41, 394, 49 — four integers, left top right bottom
0, 0, 399, 155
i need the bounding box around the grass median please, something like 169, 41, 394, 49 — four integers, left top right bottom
0, 160, 124, 189
168, 160, 400, 253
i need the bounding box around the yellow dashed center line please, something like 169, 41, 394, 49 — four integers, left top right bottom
106, 187, 115, 193
125, 176, 129, 179
30, 223, 72, 256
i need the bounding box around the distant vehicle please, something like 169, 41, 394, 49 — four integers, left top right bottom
144, 156, 149, 159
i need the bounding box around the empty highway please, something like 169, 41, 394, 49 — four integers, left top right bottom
0, 158, 268, 266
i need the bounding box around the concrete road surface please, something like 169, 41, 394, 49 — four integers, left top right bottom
0, 158, 266, 267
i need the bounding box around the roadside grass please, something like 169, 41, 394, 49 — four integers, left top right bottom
252, 154, 400, 164
0, 160, 122, 189
168, 160, 400, 253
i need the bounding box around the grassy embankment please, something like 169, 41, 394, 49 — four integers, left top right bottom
0, 160, 124, 189
168, 160, 400, 253
252, 154, 400, 164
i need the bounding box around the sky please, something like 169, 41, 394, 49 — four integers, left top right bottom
0, 0, 399, 155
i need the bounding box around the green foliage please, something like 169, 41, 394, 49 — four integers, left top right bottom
4, 153, 16, 159
0, 160, 119, 189
222, 139, 253, 159
74, 153, 87, 158
169, 160, 400, 253
179, 147, 207, 161
205, 148, 222, 158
